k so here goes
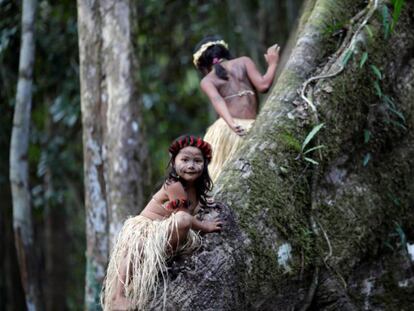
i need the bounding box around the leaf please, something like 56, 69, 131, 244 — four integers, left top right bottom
364, 129, 371, 143
364, 25, 374, 38
383, 241, 394, 251
363, 153, 372, 167
342, 49, 353, 66
391, 0, 405, 32
370, 65, 382, 80
304, 157, 319, 165
301, 123, 325, 152
360, 52, 368, 68
389, 119, 407, 131
383, 95, 396, 109
303, 145, 326, 155
382, 4, 391, 39
386, 104, 406, 122
373, 81, 382, 98
395, 223, 407, 247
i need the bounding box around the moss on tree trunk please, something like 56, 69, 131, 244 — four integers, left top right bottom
155, 0, 414, 310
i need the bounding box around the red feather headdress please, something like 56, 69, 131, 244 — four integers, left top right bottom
168, 135, 212, 163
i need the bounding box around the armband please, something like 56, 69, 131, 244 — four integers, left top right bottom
165, 199, 191, 210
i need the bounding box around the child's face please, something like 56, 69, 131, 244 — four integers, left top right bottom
174, 146, 205, 182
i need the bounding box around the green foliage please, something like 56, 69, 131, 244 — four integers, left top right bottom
370, 64, 382, 80
301, 123, 325, 153
364, 24, 374, 38
373, 80, 382, 98
359, 51, 368, 68
342, 49, 354, 66
381, 4, 391, 39
299, 123, 325, 165
280, 132, 301, 152
390, 0, 405, 32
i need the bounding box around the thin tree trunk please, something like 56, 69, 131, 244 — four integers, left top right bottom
77, 0, 109, 308
9, 0, 43, 310
77, 0, 148, 308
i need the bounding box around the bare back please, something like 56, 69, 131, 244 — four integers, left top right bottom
202, 57, 258, 119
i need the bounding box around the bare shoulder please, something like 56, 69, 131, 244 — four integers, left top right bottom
200, 75, 219, 94
200, 75, 212, 87
236, 56, 254, 66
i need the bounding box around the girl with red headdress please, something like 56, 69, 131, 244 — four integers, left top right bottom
101, 135, 222, 311
193, 35, 280, 181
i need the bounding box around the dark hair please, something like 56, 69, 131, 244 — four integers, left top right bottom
194, 35, 232, 80
165, 135, 213, 207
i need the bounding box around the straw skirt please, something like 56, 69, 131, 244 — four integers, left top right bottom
204, 118, 254, 181
102, 214, 200, 311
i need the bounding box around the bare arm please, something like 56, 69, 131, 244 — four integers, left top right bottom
191, 216, 222, 233
243, 44, 280, 92
164, 182, 223, 233
200, 79, 246, 136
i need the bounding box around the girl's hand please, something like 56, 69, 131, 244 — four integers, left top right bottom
230, 123, 247, 136
264, 43, 280, 66
204, 217, 223, 233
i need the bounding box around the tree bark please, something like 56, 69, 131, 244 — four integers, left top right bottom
77, 0, 148, 309
153, 0, 414, 310
9, 0, 43, 310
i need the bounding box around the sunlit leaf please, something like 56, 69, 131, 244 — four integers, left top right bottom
301, 123, 325, 152
360, 52, 368, 68
303, 145, 325, 154
304, 157, 319, 165
364, 25, 374, 38
391, 0, 405, 32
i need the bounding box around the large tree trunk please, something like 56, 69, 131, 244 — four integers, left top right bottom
77, 0, 148, 309
154, 0, 414, 310
9, 0, 43, 310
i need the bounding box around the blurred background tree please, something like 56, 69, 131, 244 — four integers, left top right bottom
0, 0, 302, 309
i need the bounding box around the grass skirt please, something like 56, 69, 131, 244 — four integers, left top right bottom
204, 118, 254, 181
101, 214, 200, 310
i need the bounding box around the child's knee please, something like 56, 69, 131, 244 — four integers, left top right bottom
175, 211, 192, 230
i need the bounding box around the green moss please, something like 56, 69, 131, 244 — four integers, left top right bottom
216, 0, 414, 304
280, 131, 302, 152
